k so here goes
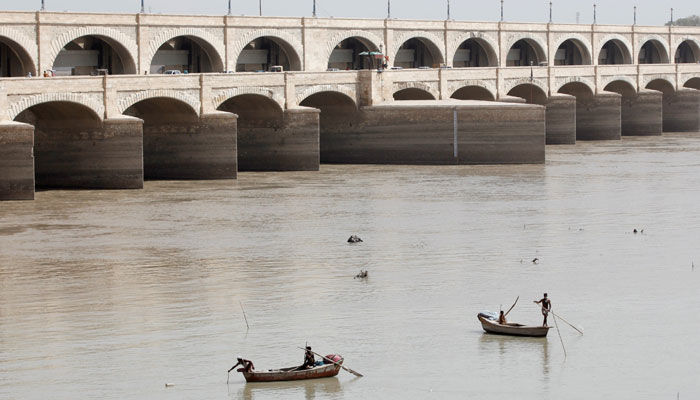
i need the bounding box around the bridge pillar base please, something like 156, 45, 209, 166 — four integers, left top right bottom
144, 112, 237, 180
576, 92, 621, 141
545, 94, 577, 145
662, 89, 700, 132
621, 90, 663, 136
238, 108, 320, 172
0, 122, 35, 200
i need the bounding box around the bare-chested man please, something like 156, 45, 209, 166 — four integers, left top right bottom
534, 293, 552, 326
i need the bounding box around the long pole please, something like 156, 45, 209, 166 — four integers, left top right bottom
297, 347, 364, 377
387, 0, 391, 19
500, 0, 504, 22
239, 301, 249, 330
534, 303, 584, 335
549, 2, 552, 23
670, 8, 674, 26
259, 0, 262, 16
227, 0, 231, 15
41, 0, 45, 11
553, 312, 567, 358
593, 3, 597, 24
633, 6, 636, 25
313, 0, 316, 17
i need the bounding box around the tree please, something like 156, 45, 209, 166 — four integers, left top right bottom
666, 15, 700, 26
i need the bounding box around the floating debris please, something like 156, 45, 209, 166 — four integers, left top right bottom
354, 270, 368, 279
532, 258, 539, 264
347, 235, 363, 243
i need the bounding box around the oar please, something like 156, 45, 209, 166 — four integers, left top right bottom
296, 347, 364, 378
534, 303, 584, 335
552, 312, 567, 359
504, 296, 519, 317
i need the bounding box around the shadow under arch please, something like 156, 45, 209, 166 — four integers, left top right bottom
151, 35, 224, 74
639, 39, 669, 64
554, 38, 592, 65
453, 38, 498, 67
236, 36, 302, 72
506, 38, 547, 66
675, 40, 700, 63
0, 36, 37, 76
52, 35, 137, 75
299, 91, 360, 163
684, 77, 700, 90
507, 83, 548, 105
328, 36, 381, 70
598, 39, 632, 65
451, 86, 495, 101
393, 88, 436, 101
394, 37, 445, 69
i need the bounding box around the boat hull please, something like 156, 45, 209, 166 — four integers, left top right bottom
243, 362, 342, 383
478, 315, 550, 337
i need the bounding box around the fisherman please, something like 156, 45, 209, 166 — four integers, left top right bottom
228, 357, 255, 373
301, 346, 315, 369
534, 293, 552, 326
497, 310, 508, 325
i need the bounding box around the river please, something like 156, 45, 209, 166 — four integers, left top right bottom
1, 133, 699, 399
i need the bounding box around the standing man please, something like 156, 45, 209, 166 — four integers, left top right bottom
534, 293, 552, 326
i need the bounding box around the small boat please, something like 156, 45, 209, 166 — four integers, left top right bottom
478, 312, 550, 338
241, 356, 344, 383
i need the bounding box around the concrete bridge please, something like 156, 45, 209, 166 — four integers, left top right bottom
2, 11, 700, 200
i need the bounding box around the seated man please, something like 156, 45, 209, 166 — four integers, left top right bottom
302, 346, 315, 369
497, 310, 508, 325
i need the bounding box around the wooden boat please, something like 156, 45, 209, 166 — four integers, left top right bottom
242, 358, 343, 383
478, 314, 550, 337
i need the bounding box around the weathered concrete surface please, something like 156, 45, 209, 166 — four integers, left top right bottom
620, 90, 663, 136
320, 100, 544, 165
662, 89, 700, 132
0, 122, 35, 200
545, 94, 577, 145
236, 108, 320, 171
575, 92, 622, 141
143, 112, 238, 180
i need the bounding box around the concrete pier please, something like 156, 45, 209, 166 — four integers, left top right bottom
621, 90, 663, 136
319, 100, 544, 165
663, 89, 700, 132
0, 122, 34, 200
545, 94, 577, 145
576, 92, 622, 141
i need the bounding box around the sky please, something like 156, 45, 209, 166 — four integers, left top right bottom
1, 0, 697, 26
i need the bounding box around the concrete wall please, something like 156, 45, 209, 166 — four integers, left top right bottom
143, 112, 238, 180
621, 90, 663, 136
320, 101, 544, 165
662, 89, 700, 132
0, 122, 34, 200
237, 108, 320, 171
545, 94, 576, 145
576, 92, 622, 141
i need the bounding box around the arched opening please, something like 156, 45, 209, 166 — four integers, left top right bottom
299, 91, 359, 163
675, 40, 700, 63
639, 40, 669, 64
0, 37, 35, 77
52, 35, 136, 76
394, 38, 444, 69
684, 77, 700, 90
236, 37, 302, 72
14, 101, 103, 188
393, 88, 436, 101
506, 39, 545, 67
151, 36, 223, 74
123, 97, 202, 180
451, 86, 495, 101
554, 39, 591, 65
558, 82, 594, 100
218, 94, 286, 171
598, 40, 632, 65
507, 84, 548, 105
604, 80, 637, 97
453, 38, 496, 67
646, 79, 675, 95
328, 37, 379, 70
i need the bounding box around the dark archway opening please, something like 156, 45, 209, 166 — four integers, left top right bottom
53, 35, 136, 76
236, 37, 301, 72
507, 84, 548, 105
151, 36, 223, 74
684, 77, 700, 90
506, 39, 545, 67
328, 37, 378, 70
453, 38, 495, 67
598, 40, 631, 65
394, 38, 443, 69
0, 37, 35, 77
393, 88, 436, 101
554, 39, 590, 65
675, 41, 699, 63
451, 86, 495, 101
300, 92, 359, 163
14, 102, 103, 188
639, 40, 669, 64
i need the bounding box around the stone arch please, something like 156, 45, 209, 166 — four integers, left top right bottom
48, 26, 138, 73
324, 30, 383, 64
450, 85, 496, 101
391, 31, 446, 66
674, 38, 700, 63
448, 81, 496, 99
0, 27, 38, 73
645, 77, 676, 93
504, 34, 548, 65
683, 76, 700, 90
296, 85, 358, 107
118, 90, 200, 116
597, 34, 633, 64
393, 81, 439, 100
503, 78, 548, 96
393, 88, 436, 101
507, 83, 548, 105
552, 77, 596, 94
147, 28, 225, 72
600, 76, 638, 92
638, 35, 670, 64
230, 29, 303, 71
450, 33, 499, 67
8, 92, 104, 121
212, 87, 284, 111
642, 76, 676, 91
552, 34, 593, 65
